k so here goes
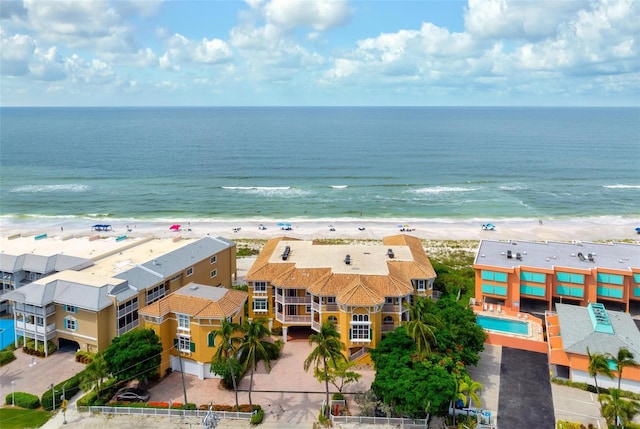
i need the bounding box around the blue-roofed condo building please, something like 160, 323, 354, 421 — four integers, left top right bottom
0, 235, 237, 356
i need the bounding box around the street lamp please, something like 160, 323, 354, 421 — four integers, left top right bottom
50, 383, 55, 411
61, 381, 69, 425
11, 381, 15, 407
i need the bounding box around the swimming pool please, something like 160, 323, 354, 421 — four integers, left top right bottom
477, 315, 529, 335
0, 318, 16, 350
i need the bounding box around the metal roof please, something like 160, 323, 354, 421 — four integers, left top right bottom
555, 303, 640, 357
475, 240, 639, 271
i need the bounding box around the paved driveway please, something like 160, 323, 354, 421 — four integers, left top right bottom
0, 346, 85, 403
148, 338, 375, 426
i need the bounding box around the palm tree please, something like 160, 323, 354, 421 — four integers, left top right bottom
211, 318, 243, 411
587, 347, 614, 406
403, 297, 441, 360
304, 322, 346, 419
599, 388, 640, 429
238, 318, 273, 408
608, 347, 638, 392
79, 352, 108, 393
458, 374, 482, 419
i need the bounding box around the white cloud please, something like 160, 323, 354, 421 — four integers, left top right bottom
161, 33, 232, 67
64, 54, 116, 85
1, 30, 36, 76
263, 0, 351, 31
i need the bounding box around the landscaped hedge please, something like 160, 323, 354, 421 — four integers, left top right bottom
197, 403, 254, 412
76, 378, 123, 407
22, 339, 57, 357
250, 405, 264, 425
75, 350, 94, 364
0, 350, 16, 366
41, 373, 81, 411
5, 391, 40, 409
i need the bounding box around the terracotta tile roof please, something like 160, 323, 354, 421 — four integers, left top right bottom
337, 280, 385, 306
246, 237, 299, 281
140, 287, 247, 319
248, 234, 435, 306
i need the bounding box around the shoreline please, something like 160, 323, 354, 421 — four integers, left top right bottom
1, 217, 638, 244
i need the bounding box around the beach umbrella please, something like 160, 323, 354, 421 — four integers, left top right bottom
277, 222, 285, 227
169, 224, 181, 231
284, 223, 291, 227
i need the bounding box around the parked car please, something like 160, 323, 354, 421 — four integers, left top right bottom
115, 387, 150, 402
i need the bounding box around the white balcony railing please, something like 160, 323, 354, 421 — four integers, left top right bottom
275, 313, 311, 324
275, 295, 311, 305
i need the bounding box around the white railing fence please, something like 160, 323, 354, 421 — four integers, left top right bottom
77, 405, 255, 420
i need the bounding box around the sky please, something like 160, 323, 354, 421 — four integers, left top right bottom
1, 0, 639, 106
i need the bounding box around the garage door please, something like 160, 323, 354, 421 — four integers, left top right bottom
170, 356, 219, 380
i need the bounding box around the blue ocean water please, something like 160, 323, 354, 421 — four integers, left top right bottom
0, 107, 638, 224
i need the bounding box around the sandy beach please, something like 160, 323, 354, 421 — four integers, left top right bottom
1, 217, 638, 244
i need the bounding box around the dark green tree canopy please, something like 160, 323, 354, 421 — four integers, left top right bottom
103, 328, 162, 381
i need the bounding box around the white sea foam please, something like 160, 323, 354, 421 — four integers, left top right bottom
499, 184, 528, 191
413, 186, 476, 194
222, 186, 292, 191
10, 184, 89, 193
330, 185, 348, 189
603, 184, 640, 189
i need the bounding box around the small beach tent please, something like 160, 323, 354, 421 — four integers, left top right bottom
92, 224, 112, 231
170, 224, 181, 231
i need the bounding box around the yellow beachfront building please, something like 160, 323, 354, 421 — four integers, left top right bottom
2, 236, 237, 356
246, 234, 436, 361
140, 283, 247, 379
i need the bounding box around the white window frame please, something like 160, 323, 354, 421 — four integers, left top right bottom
254, 281, 267, 293
417, 280, 427, 291
210, 269, 217, 278
64, 316, 77, 331
64, 305, 78, 313
178, 334, 191, 353
177, 314, 190, 331
210, 255, 217, 264
186, 267, 194, 277
326, 296, 336, 304
253, 298, 268, 312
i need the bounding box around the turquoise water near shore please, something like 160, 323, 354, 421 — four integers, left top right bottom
1, 107, 638, 224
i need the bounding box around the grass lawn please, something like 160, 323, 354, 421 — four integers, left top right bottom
0, 407, 52, 429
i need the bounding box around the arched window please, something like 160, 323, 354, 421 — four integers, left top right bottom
352, 314, 369, 322
328, 315, 338, 324
208, 331, 216, 347
383, 316, 394, 324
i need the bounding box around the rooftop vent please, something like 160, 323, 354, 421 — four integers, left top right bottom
516, 253, 522, 260
588, 253, 595, 262
577, 252, 586, 261
387, 249, 394, 259
190, 285, 199, 290
507, 250, 513, 259
345, 254, 351, 265
282, 245, 291, 261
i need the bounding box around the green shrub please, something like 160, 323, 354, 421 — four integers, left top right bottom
23, 339, 57, 356
75, 351, 94, 364
41, 374, 81, 411
6, 391, 40, 409
250, 405, 264, 425
0, 350, 16, 366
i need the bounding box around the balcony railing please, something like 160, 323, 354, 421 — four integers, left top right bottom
16, 321, 56, 335
274, 295, 311, 305
382, 304, 402, 312
14, 304, 55, 316
275, 313, 311, 324
311, 301, 321, 312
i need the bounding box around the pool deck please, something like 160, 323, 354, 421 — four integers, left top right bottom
474, 306, 548, 353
